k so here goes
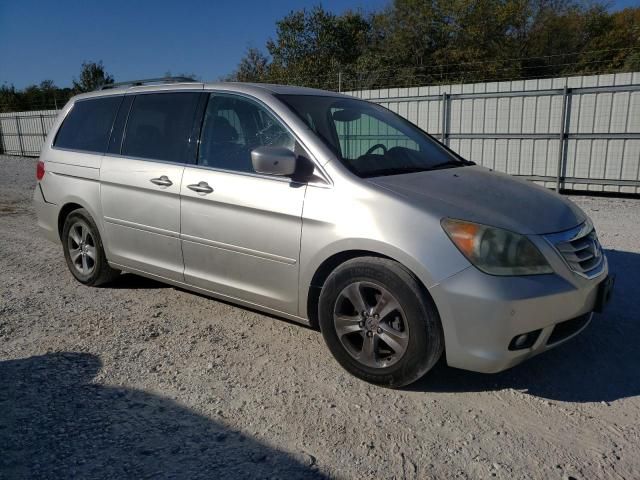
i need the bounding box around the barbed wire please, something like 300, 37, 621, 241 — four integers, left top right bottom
252, 46, 640, 86
234, 47, 640, 91
343, 46, 640, 75
256, 66, 637, 93
1, 47, 638, 112
343, 60, 636, 88
339, 68, 637, 91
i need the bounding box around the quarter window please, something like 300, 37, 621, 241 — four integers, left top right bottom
122, 92, 200, 163
54, 96, 123, 153
198, 94, 295, 173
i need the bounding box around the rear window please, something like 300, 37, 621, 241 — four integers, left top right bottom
121, 92, 200, 163
54, 96, 123, 153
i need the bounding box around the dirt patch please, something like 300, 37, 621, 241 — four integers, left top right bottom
1, 154, 639, 479
0, 201, 22, 214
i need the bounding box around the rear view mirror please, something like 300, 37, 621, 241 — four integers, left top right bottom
332, 109, 361, 122
251, 146, 297, 176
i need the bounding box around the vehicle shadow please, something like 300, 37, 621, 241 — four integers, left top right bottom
171, 286, 319, 331
410, 249, 640, 403
0, 352, 326, 479
105, 272, 169, 290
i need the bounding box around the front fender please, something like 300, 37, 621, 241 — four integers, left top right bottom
298, 182, 472, 319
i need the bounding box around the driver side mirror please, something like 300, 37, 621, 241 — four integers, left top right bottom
251, 146, 297, 177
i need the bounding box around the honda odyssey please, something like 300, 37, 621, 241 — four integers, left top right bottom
33, 78, 614, 387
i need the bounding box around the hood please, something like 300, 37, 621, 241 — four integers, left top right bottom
369, 166, 586, 235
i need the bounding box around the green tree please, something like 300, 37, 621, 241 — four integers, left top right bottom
72, 61, 114, 93
359, 0, 447, 86
227, 48, 270, 82
241, 6, 371, 89
574, 6, 640, 73
163, 71, 199, 81
0, 84, 23, 112
228, 0, 640, 89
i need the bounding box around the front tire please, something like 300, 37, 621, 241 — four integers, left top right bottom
318, 257, 443, 388
62, 208, 120, 286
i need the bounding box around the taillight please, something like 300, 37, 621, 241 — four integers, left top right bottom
36, 160, 45, 181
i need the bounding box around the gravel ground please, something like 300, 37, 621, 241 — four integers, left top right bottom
1, 154, 639, 479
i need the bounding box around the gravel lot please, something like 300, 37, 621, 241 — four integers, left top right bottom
1, 154, 639, 479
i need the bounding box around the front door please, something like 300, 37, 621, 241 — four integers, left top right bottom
180, 93, 306, 314
101, 91, 202, 281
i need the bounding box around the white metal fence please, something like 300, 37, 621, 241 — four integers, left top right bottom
0, 110, 59, 157
349, 72, 640, 194
1, 72, 639, 193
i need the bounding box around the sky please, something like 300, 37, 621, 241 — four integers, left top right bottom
0, 0, 636, 89
0, 0, 387, 89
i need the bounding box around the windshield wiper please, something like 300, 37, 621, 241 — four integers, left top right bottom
364, 160, 474, 177
364, 166, 432, 177
428, 160, 468, 170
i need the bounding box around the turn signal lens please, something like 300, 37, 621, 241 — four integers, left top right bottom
36, 160, 45, 181
441, 218, 553, 276
442, 221, 480, 258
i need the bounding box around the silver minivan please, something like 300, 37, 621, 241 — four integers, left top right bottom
34, 79, 614, 387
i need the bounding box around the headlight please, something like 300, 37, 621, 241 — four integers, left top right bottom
441, 218, 552, 276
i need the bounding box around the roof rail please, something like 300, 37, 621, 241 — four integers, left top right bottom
98, 76, 198, 90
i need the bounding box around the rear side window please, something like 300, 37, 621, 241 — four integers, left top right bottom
54, 96, 123, 153
122, 92, 200, 163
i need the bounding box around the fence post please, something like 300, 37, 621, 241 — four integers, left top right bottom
441, 93, 449, 146
338, 71, 342, 93
555, 86, 570, 192
39, 114, 47, 142
15, 116, 25, 157
0, 116, 5, 155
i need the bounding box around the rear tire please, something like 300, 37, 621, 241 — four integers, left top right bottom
318, 257, 443, 388
61, 208, 120, 286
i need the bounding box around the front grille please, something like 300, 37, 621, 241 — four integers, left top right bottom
556, 230, 603, 273
546, 221, 604, 278
547, 313, 591, 345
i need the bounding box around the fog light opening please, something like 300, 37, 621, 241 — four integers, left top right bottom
508, 329, 542, 351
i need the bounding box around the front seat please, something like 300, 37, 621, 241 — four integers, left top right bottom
201, 115, 250, 171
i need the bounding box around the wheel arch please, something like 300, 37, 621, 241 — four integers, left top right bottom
57, 199, 103, 242
57, 202, 85, 240
305, 248, 436, 330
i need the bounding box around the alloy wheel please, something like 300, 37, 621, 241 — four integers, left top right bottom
67, 221, 96, 276
333, 281, 409, 368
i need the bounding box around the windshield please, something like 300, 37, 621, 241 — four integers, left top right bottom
277, 94, 470, 177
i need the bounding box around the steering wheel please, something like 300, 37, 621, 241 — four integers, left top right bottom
364, 143, 387, 156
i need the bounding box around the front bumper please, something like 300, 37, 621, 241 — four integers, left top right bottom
429, 259, 608, 373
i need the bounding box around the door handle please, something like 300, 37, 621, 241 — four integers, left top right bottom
150, 175, 173, 187
187, 181, 214, 194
